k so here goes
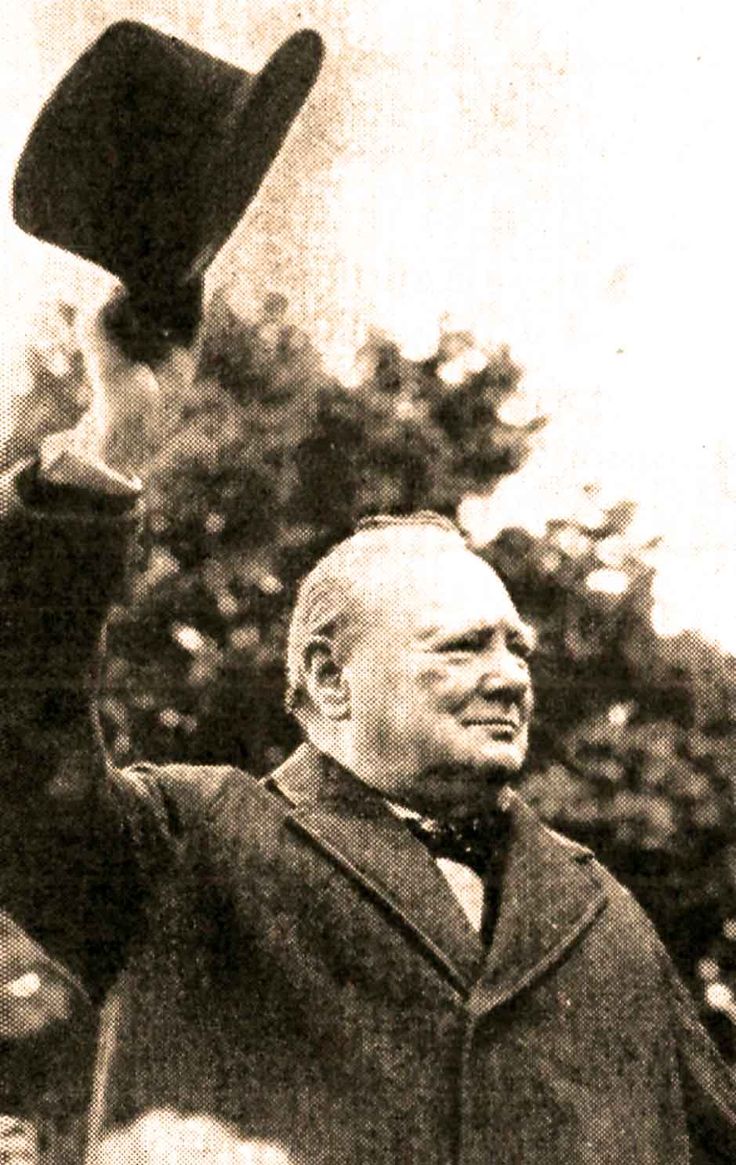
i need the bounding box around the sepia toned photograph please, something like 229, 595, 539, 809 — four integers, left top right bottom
0, 2, 735, 1161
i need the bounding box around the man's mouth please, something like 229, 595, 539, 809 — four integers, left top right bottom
458, 695, 528, 734
462, 714, 521, 732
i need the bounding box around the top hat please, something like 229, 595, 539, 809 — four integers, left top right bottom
13, 21, 324, 356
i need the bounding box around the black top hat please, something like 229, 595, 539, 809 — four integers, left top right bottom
13, 21, 324, 357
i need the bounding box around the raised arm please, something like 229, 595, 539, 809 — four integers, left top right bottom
0, 292, 192, 996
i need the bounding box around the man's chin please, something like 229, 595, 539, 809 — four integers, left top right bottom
408, 757, 521, 818
474, 744, 526, 775
445, 733, 526, 775
429, 734, 527, 775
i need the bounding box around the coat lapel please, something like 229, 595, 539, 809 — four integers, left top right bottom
267, 747, 608, 1008
267, 744, 485, 992
469, 791, 607, 1016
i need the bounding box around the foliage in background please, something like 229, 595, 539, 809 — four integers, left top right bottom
26, 293, 736, 1054
487, 504, 736, 1056
101, 291, 540, 772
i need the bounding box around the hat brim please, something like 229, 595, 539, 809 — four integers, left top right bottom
188, 29, 324, 280
12, 24, 324, 292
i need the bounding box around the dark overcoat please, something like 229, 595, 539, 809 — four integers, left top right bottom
0, 480, 735, 1163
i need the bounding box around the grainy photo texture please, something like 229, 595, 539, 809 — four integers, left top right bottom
1, 4, 735, 1163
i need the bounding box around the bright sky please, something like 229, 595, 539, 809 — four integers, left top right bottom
2, 1, 736, 647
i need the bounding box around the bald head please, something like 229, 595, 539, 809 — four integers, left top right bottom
286, 513, 510, 717
285, 512, 534, 812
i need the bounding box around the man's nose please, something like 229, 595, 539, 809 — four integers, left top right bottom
476, 647, 530, 699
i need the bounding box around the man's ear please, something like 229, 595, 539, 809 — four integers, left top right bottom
302, 636, 351, 721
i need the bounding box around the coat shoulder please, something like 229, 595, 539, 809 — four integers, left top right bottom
117, 759, 294, 840
539, 817, 663, 946
119, 761, 261, 833
541, 822, 595, 860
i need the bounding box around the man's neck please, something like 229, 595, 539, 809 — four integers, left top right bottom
304, 730, 512, 824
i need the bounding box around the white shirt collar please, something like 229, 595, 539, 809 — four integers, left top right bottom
384, 800, 484, 931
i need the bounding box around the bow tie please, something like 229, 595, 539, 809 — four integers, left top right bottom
401, 811, 509, 878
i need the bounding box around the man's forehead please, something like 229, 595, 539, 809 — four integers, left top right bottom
359, 544, 518, 627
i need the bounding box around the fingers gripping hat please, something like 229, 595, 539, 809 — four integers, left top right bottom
13, 20, 324, 359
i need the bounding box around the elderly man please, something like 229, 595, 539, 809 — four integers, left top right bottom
0, 296, 735, 1165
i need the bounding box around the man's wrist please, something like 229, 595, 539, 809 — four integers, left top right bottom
40, 442, 141, 494
16, 455, 141, 516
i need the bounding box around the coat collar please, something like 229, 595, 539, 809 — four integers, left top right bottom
267, 744, 607, 1009
268, 743, 485, 991
469, 790, 607, 1015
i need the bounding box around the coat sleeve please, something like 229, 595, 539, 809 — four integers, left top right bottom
658, 943, 736, 1164
0, 458, 171, 1000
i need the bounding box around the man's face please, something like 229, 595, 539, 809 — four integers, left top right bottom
342, 547, 534, 816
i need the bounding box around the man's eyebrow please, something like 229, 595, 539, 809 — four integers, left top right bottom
420, 618, 536, 647
417, 619, 488, 642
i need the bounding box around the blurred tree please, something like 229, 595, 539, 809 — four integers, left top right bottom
100, 290, 541, 774
23, 292, 736, 1054
485, 497, 736, 1055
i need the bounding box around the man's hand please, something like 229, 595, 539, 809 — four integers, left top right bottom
2, 287, 199, 489
64, 288, 163, 482
0, 301, 90, 473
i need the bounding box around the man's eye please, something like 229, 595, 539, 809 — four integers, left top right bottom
509, 639, 533, 661
441, 636, 484, 653
438, 632, 534, 657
